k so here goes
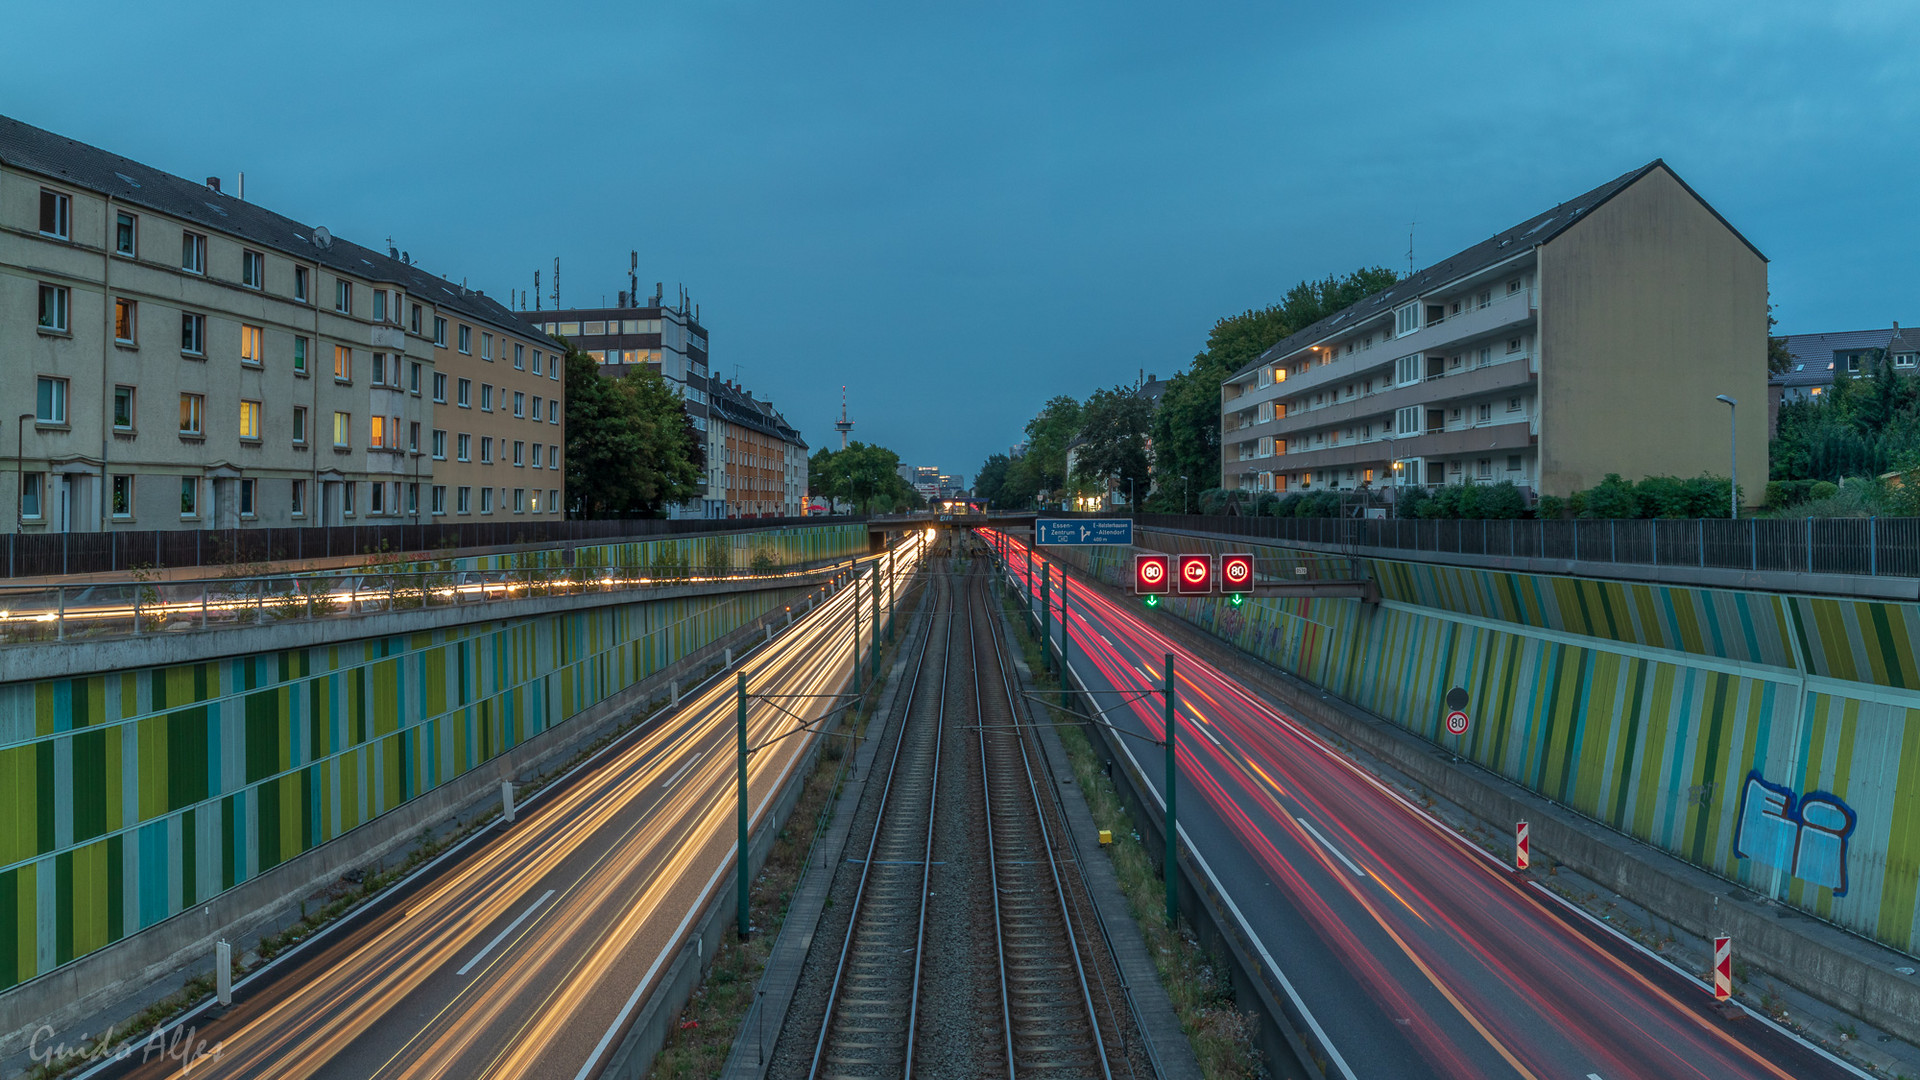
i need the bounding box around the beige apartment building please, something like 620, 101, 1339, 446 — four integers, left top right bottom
1221, 161, 1768, 502
1, 113, 563, 533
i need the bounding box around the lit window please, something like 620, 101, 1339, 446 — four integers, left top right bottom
334, 345, 352, 381
38, 284, 70, 333
182, 232, 206, 274
39, 189, 71, 238
113, 386, 135, 430
239, 400, 262, 440
242, 250, 264, 289
115, 298, 137, 343
179, 393, 204, 436
181, 313, 205, 355
115, 211, 136, 256
241, 324, 264, 365
333, 411, 351, 448
370, 415, 387, 449
36, 377, 68, 424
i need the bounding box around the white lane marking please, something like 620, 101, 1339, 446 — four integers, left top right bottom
1588, 1073, 1605, 1080
457, 889, 555, 976
659, 757, 699, 789
1083, 690, 1360, 1080
1298, 818, 1366, 879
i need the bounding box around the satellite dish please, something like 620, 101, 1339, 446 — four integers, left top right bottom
312, 226, 332, 249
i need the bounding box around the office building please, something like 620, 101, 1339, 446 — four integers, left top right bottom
1220, 160, 1767, 501
2, 113, 563, 532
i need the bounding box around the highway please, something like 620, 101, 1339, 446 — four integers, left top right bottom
981, 528, 1862, 1080
99, 533, 929, 1080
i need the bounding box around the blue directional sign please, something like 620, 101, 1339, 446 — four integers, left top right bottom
1035, 518, 1135, 546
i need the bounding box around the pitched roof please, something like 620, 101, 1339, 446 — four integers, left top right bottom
709, 381, 807, 450
1888, 325, 1920, 355
1231, 160, 1763, 380
0, 113, 555, 349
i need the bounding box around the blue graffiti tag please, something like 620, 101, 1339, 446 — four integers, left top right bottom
1733, 770, 1857, 896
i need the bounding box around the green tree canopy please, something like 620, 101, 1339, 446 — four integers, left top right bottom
972, 453, 1012, 508
564, 348, 702, 518
810, 442, 922, 513
1022, 395, 1084, 506
1072, 385, 1153, 505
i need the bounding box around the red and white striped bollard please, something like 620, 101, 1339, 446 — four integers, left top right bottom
1515, 820, 1530, 871
1713, 935, 1733, 1001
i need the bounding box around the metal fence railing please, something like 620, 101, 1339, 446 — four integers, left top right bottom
0, 515, 864, 580
1122, 513, 1920, 579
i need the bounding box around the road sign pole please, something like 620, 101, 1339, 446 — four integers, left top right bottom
1515, 820, 1530, 871
1713, 935, 1732, 1001
737, 672, 750, 939
1164, 651, 1178, 928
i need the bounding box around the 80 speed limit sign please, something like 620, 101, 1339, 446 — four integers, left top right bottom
1444, 710, 1470, 736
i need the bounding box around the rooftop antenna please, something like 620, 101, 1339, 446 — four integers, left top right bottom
552, 257, 560, 309
1407, 221, 1417, 277
534, 270, 541, 311
629, 251, 639, 310
835, 385, 855, 450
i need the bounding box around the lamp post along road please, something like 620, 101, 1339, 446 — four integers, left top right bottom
1716, 394, 1738, 519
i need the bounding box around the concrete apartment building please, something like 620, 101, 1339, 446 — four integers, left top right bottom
708, 379, 807, 517
1, 113, 563, 532
1221, 161, 1768, 502
522, 296, 721, 517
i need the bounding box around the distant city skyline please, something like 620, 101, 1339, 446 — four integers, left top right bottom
6, 2, 1915, 477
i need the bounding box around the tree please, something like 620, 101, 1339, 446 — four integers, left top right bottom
810, 442, 920, 513
564, 348, 702, 518
1072, 385, 1152, 505
1022, 396, 1083, 506
973, 453, 1012, 508
1767, 301, 1793, 376
1148, 266, 1398, 508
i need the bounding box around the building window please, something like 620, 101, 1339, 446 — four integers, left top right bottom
433, 373, 448, 401
457, 433, 471, 462
371, 352, 387, 386
115, 298, 137, 344
432, 429, 447, 459
457, 378, 471, 407
1477, 458, 1493, 478
373, 289, 388, 323
457, 486, 471, 513
479, 487, 493, 514
179, 476, 198, 517
409, 361, 422, 394
513, 343, 524, 370
333, 411, 351, 448
370, 415, 388, 449
294, 265, 309, 303
341, 482, 355, 516
481, 332, 492, 360
532, 396, 543, 422
431, 485, 446, 515
111, 475, 133, 518
179, 392, 204, 436
409, 421, 420, 453
17, 470, 43, 520
334, 345, 352, 381
1507, 278, 1522, 295
291, 479, 306, 516
1477, 403, 1492, 424
292, 406, 307, 445
242, 250, 264, 289
239, 478, 256, 518
434, 316, 448, 346
39, 189, 71, 238
410, 304, 422, 334
480, 384, 493, 412
512, 391, 525, 418
1508, 455, 1523, 472
240, 324, 264, 365
531, 350, 543, 376
548, 445, 558, 468
512, 440, 524, 466
36, 377, 68, 424
480, 436, 493, 464
115, 211, 136, 256
531, 443, 542, 468
550, 360, 558, 382
180, 312, 206, 355
294, 336, 309, 374
38, 284, 70, 333
1395, 302, 1419, 336
335, 278, 352, 313
182, 231, 206, 274
1507, 337, 1522, 354
513, 488, 525, 514
549, 406, 558, 426
239, 399, 262, 440
113, 386, 135, 431
406, 483, 418, 515
370, 482, 385, 515
458, 325, 471, 354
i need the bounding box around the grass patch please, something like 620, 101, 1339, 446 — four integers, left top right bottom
996, 575, 1262, 1080
647, 579, 926, 1078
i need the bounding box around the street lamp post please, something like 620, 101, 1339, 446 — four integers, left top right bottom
1715, 395, 1738, 519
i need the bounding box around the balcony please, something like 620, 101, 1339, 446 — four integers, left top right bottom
1271, 358, 1535, 436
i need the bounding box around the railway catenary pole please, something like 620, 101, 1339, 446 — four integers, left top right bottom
871, 558, 881, 676
853, 571, 863, 689
737, 672, 750, 938
1038, 560, 1051, 674
1059, 571, 1071, 711
1025, 543, 1034, 628
1164, 651, 1178, 928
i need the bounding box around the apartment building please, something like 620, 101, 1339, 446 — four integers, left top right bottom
1, 113, 563, 532
1221, 160, 1767, 501
522, 297, 720, 517
708, 379, 808, 517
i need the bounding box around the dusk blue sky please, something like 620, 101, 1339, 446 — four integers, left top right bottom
8, 2, 1916, 484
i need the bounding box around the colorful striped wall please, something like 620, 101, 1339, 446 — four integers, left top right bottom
0, 525, 865, 991
1058, 531, 1920, 957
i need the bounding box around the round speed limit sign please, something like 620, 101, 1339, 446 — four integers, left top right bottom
1445, 710, 1470, 736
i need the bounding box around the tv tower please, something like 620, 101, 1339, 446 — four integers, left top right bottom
834, 386, 855, 450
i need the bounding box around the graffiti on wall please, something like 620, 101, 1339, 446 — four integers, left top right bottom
1734, 770, 1857, 895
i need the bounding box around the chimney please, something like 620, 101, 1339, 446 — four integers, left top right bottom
206, 176, 221, 193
